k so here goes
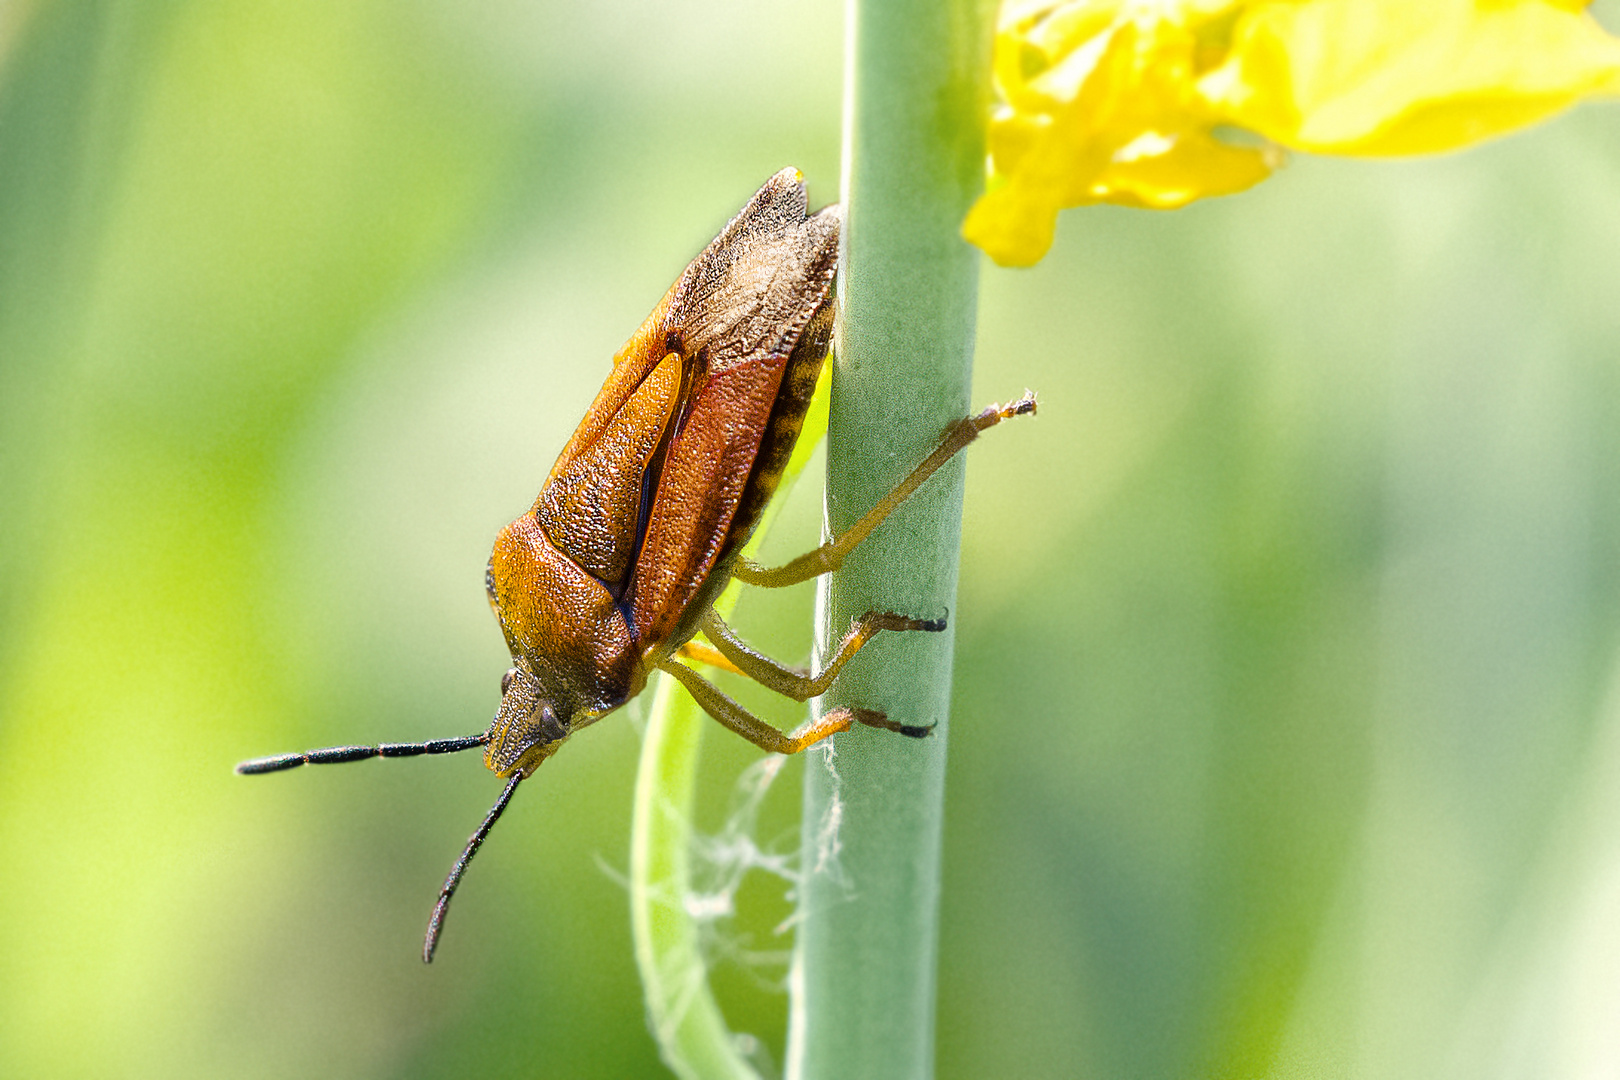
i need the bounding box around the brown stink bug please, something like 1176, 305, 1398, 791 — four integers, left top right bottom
238, 168, 1035, 961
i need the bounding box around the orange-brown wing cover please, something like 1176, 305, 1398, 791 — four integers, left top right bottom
536, 351, 682, 589
486, 170, 837, 746
627, 171, 839, 648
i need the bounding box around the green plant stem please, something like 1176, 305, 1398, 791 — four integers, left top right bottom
630, 669, 759, 1080
786, 1, 996, 1078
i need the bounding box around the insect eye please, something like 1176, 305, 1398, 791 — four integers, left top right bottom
501, 667, 518, 695
485, 562, 497, 603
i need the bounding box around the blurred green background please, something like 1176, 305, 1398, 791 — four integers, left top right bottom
4, 2, 1620, 1078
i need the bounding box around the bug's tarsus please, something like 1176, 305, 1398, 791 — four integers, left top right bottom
977, 390, 1038, 429
424, 772, 524, 964
235, 733, 490, 775
880, 610, 947, 634
842, 706, 937, 740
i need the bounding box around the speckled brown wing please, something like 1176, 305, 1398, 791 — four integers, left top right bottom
534, 351, 682, 592
626, 169, 840, 650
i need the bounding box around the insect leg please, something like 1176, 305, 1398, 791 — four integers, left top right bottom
697, 606, 944, 703
655, 660, 933, 753
674, 639, 745, 675
235, 734, 490, 775
732, 391, 1037, 588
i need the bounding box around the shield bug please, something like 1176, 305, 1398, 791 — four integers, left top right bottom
238, 168, 1035, 961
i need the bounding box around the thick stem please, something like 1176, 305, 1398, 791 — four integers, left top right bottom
786, 1, 996, 1078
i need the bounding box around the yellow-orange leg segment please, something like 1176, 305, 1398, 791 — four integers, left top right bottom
674, 638, 745, 675
697, 606, 944, 703
732, 391, 1037, 589
655, 659, 932, 754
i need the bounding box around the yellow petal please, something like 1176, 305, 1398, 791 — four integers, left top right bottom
1208, 0, 1620, 155
965, 0, 1620, 266
970, 6, 1272, 265
963, 179, 1064, 267
1093, 130, 1277, 208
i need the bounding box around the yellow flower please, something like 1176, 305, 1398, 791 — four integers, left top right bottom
965, 0, 1620, 266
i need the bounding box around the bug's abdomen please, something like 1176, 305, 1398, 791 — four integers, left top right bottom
726, 298, 833, 554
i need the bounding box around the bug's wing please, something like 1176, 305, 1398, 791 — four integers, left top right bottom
534, 351, 683, 588
627, 170, 840, 646
663, 169, 834, 370
542, 171, 827, 492
541, 298, 678, 497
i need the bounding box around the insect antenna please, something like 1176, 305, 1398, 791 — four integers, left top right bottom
424, 772, 523, 963
235, 733, 490, 775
